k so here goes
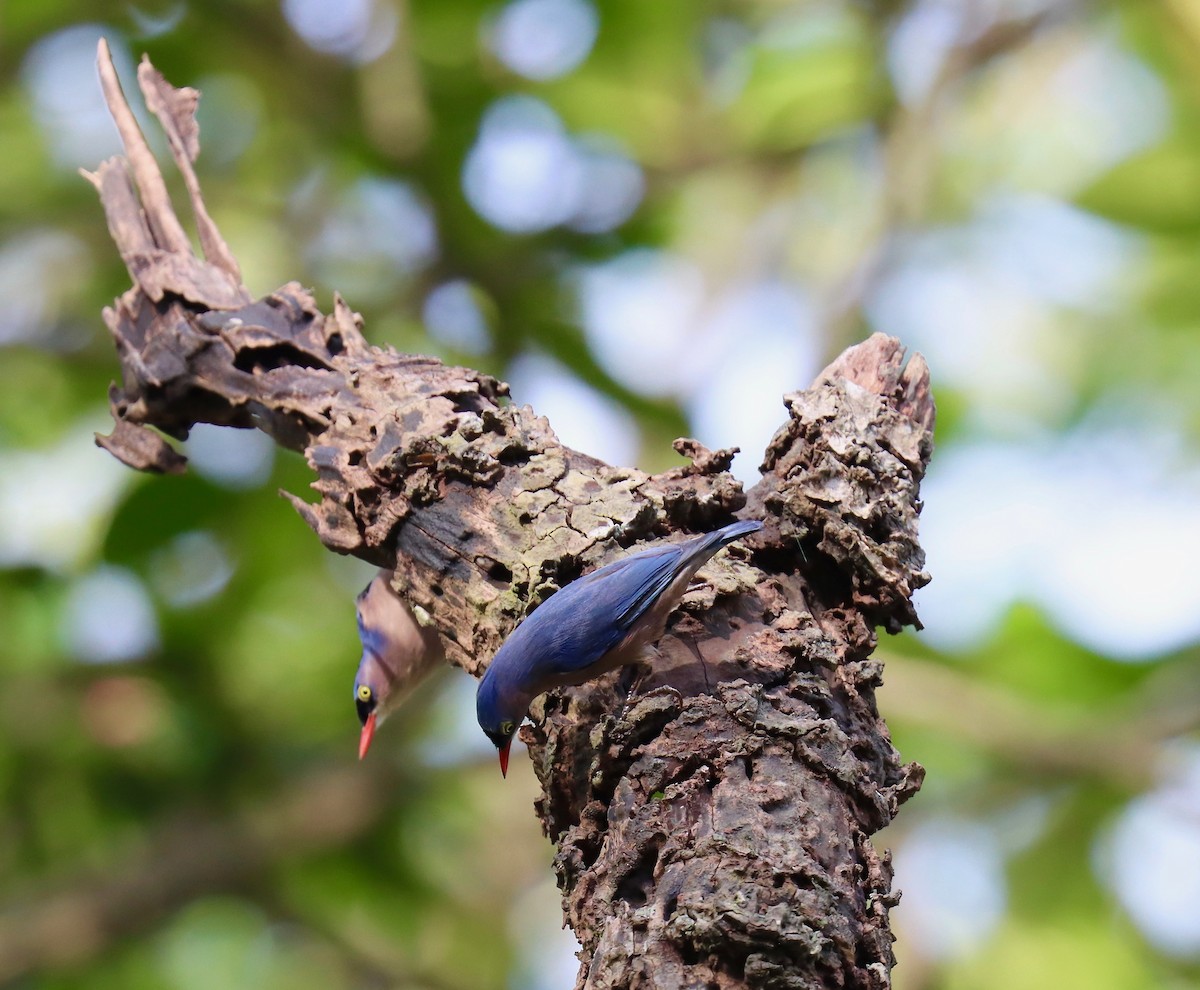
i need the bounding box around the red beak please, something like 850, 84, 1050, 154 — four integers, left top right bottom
358, 711, 377, 760
498, 738, 512, 778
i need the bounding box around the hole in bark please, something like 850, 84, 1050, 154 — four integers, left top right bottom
677, 943, 706, 967
801, 544, 855, 606
488, 560, 513, 583
450, 391, 488, 415
327, 332, 344, 355
616, 876, 648, 909
431, 585, 444, 597
232, 343, 332, 374
865, 505, 899, 545
551, 555, 584, 586
851, 741, 877, 764
752, 542, 800, 575
742, 756, 754, 780
576, 834, 602, 870
348, 450, 362, 467
498, 445, 530, 466
806, 692, 835, 719
615, 842, 660, 909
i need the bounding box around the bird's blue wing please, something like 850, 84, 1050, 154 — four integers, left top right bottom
594, 521, 759, 635
606, 550, 684, 632
488, 521, 760, 691
494, 546, 684, 682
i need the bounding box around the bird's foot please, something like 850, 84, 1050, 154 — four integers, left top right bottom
614, 660, 652, 723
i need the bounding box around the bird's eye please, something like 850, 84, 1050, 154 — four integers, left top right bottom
500, 720, 514, 736
357, 684, 372, 702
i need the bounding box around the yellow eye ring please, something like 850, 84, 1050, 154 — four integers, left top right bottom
357, 685, 372, 702
500, 720, 514, 736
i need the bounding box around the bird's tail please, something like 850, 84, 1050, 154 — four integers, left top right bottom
609, 519, 764, 638
684, 518, 763, 565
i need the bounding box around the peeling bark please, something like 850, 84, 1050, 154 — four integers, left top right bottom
88, 42, 932, 990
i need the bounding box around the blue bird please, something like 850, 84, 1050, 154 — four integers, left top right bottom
476, 519, 762, 776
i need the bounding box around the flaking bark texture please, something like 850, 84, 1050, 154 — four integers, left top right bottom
88, 44, 932, 990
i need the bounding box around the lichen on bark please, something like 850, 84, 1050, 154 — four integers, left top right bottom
88, 41, 932, 990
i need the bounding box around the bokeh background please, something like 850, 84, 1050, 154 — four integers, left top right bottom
1, 0, 1199, 987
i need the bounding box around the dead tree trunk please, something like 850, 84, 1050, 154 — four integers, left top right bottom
87, 42, 932, 990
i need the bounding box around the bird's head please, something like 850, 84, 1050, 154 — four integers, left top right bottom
354, 650, 391, 760
476, 665, 524, 777
481, 720, 518, 777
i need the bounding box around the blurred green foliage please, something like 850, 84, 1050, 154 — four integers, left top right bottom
1, 1, 1199, 988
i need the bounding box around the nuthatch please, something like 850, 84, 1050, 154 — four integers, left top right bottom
476, 519, 761, 776
354, 572, 444, 759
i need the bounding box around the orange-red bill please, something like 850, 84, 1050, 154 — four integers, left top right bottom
498, 738, 512, 778
358, 711, 377, 760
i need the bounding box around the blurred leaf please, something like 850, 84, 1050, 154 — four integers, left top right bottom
729, 30, 880, 152
948, 917, 1158, 990
1078, 140, 1200, 233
